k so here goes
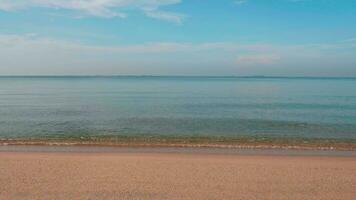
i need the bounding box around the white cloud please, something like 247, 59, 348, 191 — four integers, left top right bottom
0, 34, 278, 75
1, 34, 355, 75
1, 34, 355, 56
236, 55, 281, 65
0, 0, 183, 22
0, 34, 269, 54
342, 38, 356, 43
234, 0, 247, 5
144, 10, 185, 24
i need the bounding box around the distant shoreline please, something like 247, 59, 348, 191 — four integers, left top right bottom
1, 75, 356, 79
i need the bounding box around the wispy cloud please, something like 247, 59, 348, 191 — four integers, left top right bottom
236, 55, 280, 65
342, 38, 356, 43
1, 34, 355, 75
0, 0, 184, 23
288, 0, 307, 2
0, 34, 270, 54
234, 0, 248, 5
2, 34, 355, 56
144, 10, 185, 24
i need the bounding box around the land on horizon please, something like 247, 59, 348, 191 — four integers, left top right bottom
1, 75, 356, 78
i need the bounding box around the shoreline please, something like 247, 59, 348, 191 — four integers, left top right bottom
2, 145, 356, 157
1, 136, 356, 151
2, 136, 356, 199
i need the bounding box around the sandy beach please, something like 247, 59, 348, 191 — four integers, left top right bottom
1, 150, 355, 200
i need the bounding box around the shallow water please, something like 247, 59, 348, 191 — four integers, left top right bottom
1, 145, 356, 157
0, 76, 356, 140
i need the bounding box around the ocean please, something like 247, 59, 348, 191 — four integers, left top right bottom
0, 76, 356, 141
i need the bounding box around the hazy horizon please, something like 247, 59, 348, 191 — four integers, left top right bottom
1, 75, 356, 78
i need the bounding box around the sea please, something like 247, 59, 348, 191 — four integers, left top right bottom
0, 76, 355, 141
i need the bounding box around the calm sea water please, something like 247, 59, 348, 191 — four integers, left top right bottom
0, 76, 356, 140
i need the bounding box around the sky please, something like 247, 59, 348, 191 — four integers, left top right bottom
0, 0, 355, 76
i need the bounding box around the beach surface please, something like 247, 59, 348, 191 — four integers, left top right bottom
1, 150, 356, 200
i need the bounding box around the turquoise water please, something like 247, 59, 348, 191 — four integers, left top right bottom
0, 76, 356, 140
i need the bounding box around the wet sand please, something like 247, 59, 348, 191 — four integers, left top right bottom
1, 151, 356, 200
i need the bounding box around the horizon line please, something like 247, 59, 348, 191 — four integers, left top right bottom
0, 75, 356, 79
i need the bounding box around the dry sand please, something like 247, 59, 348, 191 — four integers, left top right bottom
0, 151, 355, 200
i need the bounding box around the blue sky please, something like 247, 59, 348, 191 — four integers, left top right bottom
0, 0, 355, 76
